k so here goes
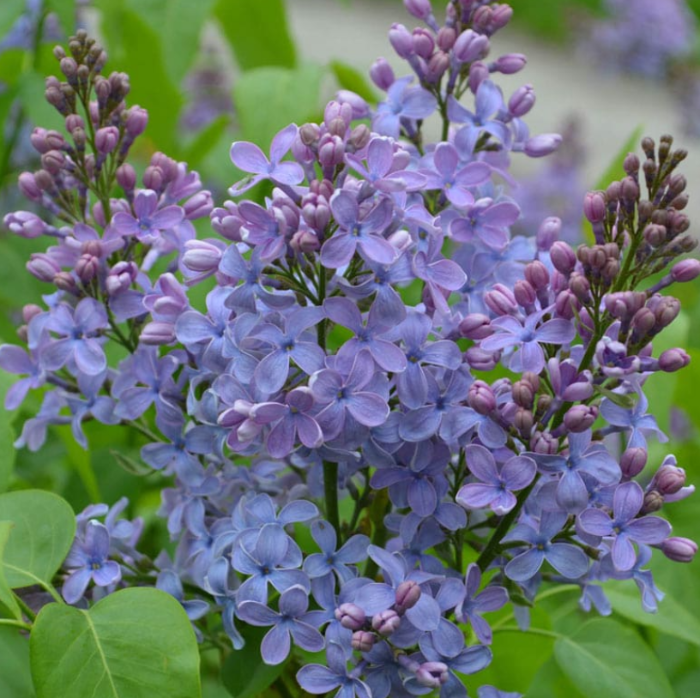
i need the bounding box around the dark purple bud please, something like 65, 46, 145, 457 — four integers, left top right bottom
395, 580, 421, 613
318, 134, 345, 167
514, 279, 536, 307
466, 346, 499, 371
459, 313, 492, 340
661, 537, 697, 563
469, 61, 489, 92
623, 152, 640, 175
95, 126, 119, 154
621, 176, 639, 202
41, 150, 65, 175
509, 84, 535, 117
512, 380, 535, 409
348, 124, 371, 150
211, 204, 243, 242
404, 0, 432, 20
370, 58, 395, 90
514, 407, 534, 434
324, 101, 353, 130
106, 261, 138, 295
299, 123, 320, 146
583, 192, 606, 224
653, 463, 686, 495
494, 53, 526, 74
143, 166, 164, 192
336, 603, 366, 631
525, 260, 549, 291
606, 181, 621, 202
372, 609, 401, 635
59, 57, 78, 79
22, 304, 43, 324
484, 285, 517, 315
290, 230, 320, 254
416, 662, 449, 689
76, 254, 99, 282
652, 296, 680, 328
65, 114, 84, 134
569, 273, 591, 303
389, 23, 414, 58
555, 290, 579, 320
550, 241, 576, 274
620, 448, 647, 478
659, 348, 690, 373
412, 28, 435, 59
351, 630, 377, 652
426, 51, 450, 82
116, 163, 136, 191
632, 307, 656, 337
525, 133, 561, 157
140, 321, 176, 345
564, 404, 598, 433
536, 216, 560, 250
644, 224, 667, 248
641, 489, 664, 514
492, 4, 513, 29
437, 26, 456, 51
468, 380, 496, 414
671, 259, 700, 283
453, 29, 489, 63
531, 431, 558, 454
125, 106, 148, 137
18, 172, 42, 201
54, 271, 77, 293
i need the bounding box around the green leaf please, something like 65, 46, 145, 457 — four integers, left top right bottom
0, 626, 34, 698
233, 64, 324, 149
124, 0, 216, 85
0, 490, 75, 590
0, 0, 24, 38
554, 618, 674, 697
330, 60, 378, 104
527, 657, 582, 698
0, 396, 16, 493
221, 625, 285, 697
213, 0, 296, 71
18, 70, 64, 131
0, 523, 21, 620
46, 0, 76, 35
30, 587, 201, 698
594, 385, 637, 408
183, 114, 232, 168
606, 579, 700, 647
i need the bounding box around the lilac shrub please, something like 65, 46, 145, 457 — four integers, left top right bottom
1, 1, 698, 697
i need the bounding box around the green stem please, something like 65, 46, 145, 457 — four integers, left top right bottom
0, 619, 31, 631
491, 584, 579, 631
494, 625, 560, 640
323, 461, 340, 535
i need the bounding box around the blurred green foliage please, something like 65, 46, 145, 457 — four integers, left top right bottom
0, 0, 699, 697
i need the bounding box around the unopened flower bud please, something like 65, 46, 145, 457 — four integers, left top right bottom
182, 240, 222, 273
494, 53, 526, 74
125, 106, 148, 137
514, 407, 534, 434
348, 124, 371, 150
54, 271, 77, 293
412, 28, 435, 59
404, 0, 432, 20
466, 346, 499, 371
395, 580, 421, 612
389, 23, 414, 58
75, 254, 99, 282
4, 211, 47, 238
564, 404, 598, 433
27, 253, 60, 281
641, 489, 664, 514
116, 163, 136, 192
653, 463, 686, 495
469, 61, 489, 92
335, 603, 365, 631
370, 58, 395, 91
671, 259, 700, 283
459, 313, 491, 340
426, 50, 450, 82
41, 149, 65, 175
290, 230, 320, 254
524, 133, 561, 157
661, 537, 697, 563
436, 26, 456, 51
351, 630, 376, 652
416, 662, 449, 689
550, 241, 576, 274
105, 261, 138, 295
583, 192, 606, 224
318, 134, 345, 167
512, 380, 535, 409
22, 304, 43, 324
569, 273, 591, 303
140, 321, 176, 345
531, 431, 558, 454
524, 260, 549, 291
484, 286, 517, 315
620, 448, 647, 478
453, 29, 489, 63
372, 609, 401, 635
509, 84, 535, 117
184, 191, 213, 220
468, 380, 496, 414
658, 348, 690, 373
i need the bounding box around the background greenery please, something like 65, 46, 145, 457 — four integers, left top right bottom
0, 0, 699, 697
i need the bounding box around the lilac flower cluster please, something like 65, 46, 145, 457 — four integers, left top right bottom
1, 2, 698, 697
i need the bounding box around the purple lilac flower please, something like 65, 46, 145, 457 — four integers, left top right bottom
503, 511, 589, 582
578, 481, 672, 571
450, 198, 521, 250
62, 520, 121, 604
600, 389, 667, 449
229, 124, 304, 195
373, 76, 438, 139
447, 81, 510, 145
238, 585, 325, 665
112, 189, 184, 242
297, 642, 371, 697
0, 344, 46, 409
303, 519, 370, 584
457, 445, 536, 515
480, 308, 575, 374
455, 564, 508, 645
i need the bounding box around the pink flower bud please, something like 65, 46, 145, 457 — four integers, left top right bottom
125, 106, 148, 137
18, 172, 42, 201
318, 134, 345, 167
416, 662, 449, 689
459, 313, 492, 340
653, 463, 686, 495
484, 286, 517, 316
555, 290, 578, 320
564, 404, 598, 433
290, 230, 320, 254
95, 126, 119, 154
370, 57, 395, 90
661, 537, 697, 563
141, 321, 176, 345
22, 304, 43, 324
76, 254, 99, 282
509, 84, 535, 117
351, 630, 377, 652
183, 240, 222, 273
536, 217, 561, 250
531, 431, 558, 454
437, 27, 456, 51
412, 28, 435, 59
4, 211, 47, 238
389, 23, 414, 58
468, 61, 489, 92
404, 0, 432, 20
335, 603, 365, 630
106, 261, 138, 295
211, 204, 243, 242
116, 163, 136, 191
466, 346, 499, 371
524, 260, 549, 291
395, 580, 421, 612
583, 192, 606, 224
184, 191, 214, 220
468, 380, 496, 414
27, 253, 60, 282
372, 609, 401, 635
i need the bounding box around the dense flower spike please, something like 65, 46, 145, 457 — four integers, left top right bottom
1, 3, 696, 698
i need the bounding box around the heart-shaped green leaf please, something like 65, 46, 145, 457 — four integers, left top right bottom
0, 521, 21, 619
0, 490, 75, 590
30, 587, 201, 697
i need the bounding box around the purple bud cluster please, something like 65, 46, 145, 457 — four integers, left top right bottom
1, 3, 697, 698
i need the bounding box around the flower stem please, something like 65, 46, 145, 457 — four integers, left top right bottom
323, 460, 340, 536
